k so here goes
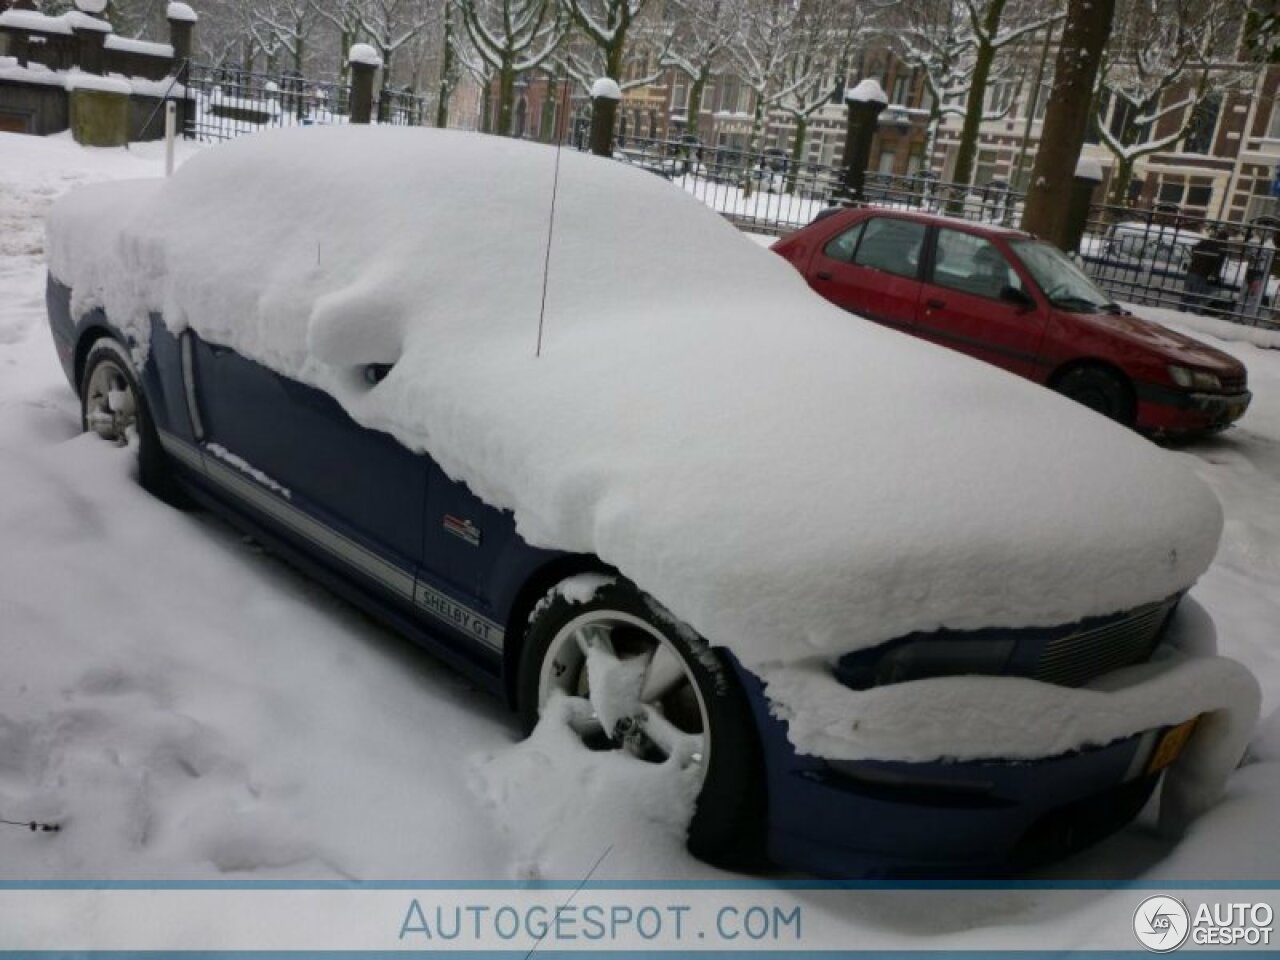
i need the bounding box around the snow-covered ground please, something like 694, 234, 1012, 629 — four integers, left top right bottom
1, 131, 1278, 926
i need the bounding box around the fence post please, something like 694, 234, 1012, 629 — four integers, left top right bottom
166, 2, 197, 137
348, 44, 381, 125
1063, 156, 1103, 254
588, 76, 621, 157
839, 79, 887, 204
166, 2, 196, 78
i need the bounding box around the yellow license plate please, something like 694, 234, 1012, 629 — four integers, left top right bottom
1148, 717, 1199, 774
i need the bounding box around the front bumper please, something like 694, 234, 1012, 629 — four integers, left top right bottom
1136, 383, 1251, 435
734, 664, 1186, 879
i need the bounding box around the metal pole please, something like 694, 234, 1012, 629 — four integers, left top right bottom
165, 101, 177, 177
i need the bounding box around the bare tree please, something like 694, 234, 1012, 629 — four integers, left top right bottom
776, 0, 883, 182
311, 0, 364, 81
917, 0, 1063, 187
248, 0, 317, 75
728, 0, 815, 195
457, 0, 564, 135
354, 0, 436, 81
896, 0, 976, 170
558, 0, 655, 85
1095, 0, 1253, 206
660, 0, 736, 140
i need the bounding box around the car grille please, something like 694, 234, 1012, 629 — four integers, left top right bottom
1033, 598, 1176, 687
1219, 372, 1247, 394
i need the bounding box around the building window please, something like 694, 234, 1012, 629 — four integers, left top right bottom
974, 149, 1000, 186
1034, 81, 1051, 119
878, 149, 897, 174
1182, 94, 1220, 155
1158, 177, 1185, 205
890, 73, 910, 106
1186, 184, 1213, 207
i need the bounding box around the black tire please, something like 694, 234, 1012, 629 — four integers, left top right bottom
80, 338, 188, 507
1053, 365, 1135, 427
517, 578, 767, 868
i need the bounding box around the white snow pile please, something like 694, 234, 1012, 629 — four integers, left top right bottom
347, 43, 381, 67
166, 2, 197, 23
589, 77, 622, 101
45, 127, 1256, 801
469, 693, 703, 881
1126, 302, 1280, 352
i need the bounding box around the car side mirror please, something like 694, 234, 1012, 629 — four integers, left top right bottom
1000, 285, 1036, 312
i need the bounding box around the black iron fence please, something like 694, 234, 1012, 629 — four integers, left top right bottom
611, 135, 1025, 234
1079, 203, 1279, 329
614, 137, 1277, 328
183, 63, 426, 142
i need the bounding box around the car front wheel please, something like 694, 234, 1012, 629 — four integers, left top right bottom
518, 578, 765, 866
1053, 365, 1135, 427
80, 337, 185, 505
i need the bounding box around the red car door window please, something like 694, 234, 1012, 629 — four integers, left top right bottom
809, 216, 927, 328
919, 228, 1047, 378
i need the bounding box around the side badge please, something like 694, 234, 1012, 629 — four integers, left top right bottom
443, 514, 482, 547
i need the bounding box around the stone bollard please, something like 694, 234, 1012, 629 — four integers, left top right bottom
839, 78, 888, 204
68, 74, 130, 147
588, 76, 621, 158
348, 43, 382, 125
1064, 156, 1103, 254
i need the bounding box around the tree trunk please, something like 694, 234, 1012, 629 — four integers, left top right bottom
951, 0, 1008, 194
742, 95, 765, 199
436, 4, 454, 128
539, 76, 557, 142
1020, 0, 1116, 248
339, 31, 352, 84
687, 66, 708, 138
787, 115, 807, 195
1105, 152, 1134, 207
605, 30, 626, 81
497, 62, 516, 135
480, 78, 493, 133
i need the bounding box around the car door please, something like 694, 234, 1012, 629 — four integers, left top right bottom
916, 227, 1048, 379
188, 335, 428, 614
807, 215, 928, 331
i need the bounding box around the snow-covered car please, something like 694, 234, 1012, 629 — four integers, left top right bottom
45, 128, 1258, 878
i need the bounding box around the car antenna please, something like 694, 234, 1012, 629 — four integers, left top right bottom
535, 73, 570, 359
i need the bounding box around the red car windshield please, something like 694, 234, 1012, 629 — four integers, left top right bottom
1011, 240, 1117, 314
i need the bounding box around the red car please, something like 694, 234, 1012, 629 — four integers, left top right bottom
772, 208, 1251, 436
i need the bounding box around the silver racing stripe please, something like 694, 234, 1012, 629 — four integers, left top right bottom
155, 427, 504, 651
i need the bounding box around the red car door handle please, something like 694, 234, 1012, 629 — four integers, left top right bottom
926, 298, 946, 309
816, 270, 833, 281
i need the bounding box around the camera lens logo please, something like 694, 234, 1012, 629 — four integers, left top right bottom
1134, 896, 1191, 952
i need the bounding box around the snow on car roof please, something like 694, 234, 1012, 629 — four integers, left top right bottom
46, 126, 1222, 670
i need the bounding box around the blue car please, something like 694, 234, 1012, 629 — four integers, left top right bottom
45, 127, 1244, 878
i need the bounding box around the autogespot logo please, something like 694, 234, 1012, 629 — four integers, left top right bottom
1134, 895, 1191, 952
